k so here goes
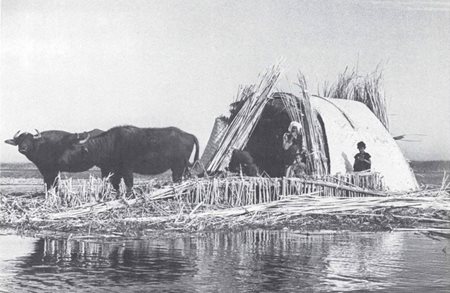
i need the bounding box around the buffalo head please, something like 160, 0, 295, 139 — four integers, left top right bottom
5, 129, 42, 155
58, 134, 93, 170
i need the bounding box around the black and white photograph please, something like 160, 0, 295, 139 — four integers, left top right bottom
1, 0, 449, 291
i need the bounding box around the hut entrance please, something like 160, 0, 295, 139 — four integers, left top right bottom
230, 93, 330, 177
244, 98, 291, 177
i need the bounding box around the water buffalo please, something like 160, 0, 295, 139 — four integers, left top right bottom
58, 125, 200, 191
228, 149, 259, 176
4, 129, 104, 190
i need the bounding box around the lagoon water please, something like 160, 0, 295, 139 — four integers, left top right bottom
0, 230, 449, 292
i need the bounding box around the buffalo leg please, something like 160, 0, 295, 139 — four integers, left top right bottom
43, 172, 59, 191
172, 157, 190, 183
122, 169, 134, 194
171, 165, 184, 183
110, 172, 122, 191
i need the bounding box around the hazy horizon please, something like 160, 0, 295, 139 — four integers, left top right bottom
1, 0, 450, 163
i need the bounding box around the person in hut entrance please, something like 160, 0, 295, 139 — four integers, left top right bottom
353, 141, 371, 172
286, 149, 307, 177
283, 121, 307, 175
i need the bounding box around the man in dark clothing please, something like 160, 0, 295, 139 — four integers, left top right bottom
353, 141, 371, 172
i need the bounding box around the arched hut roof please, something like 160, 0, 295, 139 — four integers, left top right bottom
310, 96, 418, 191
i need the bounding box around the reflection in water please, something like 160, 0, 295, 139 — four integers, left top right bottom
321, 233, 404, 291
0, 230, 449, 292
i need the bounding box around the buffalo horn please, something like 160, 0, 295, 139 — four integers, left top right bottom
78, 133, 90, 144
13, 130, 21, 139
34, 129, 42, 139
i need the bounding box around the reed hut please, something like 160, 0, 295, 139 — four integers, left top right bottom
201, 67, 419, 192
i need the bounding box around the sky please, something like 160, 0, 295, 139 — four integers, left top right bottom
1, 0, 449, 162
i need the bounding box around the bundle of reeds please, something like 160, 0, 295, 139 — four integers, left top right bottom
207, 65, 281, 172
279, 73, 328, 176
46, 180, 197, 220
44, 174, 118, 208
199, 116, 229, 168
321, 66, 389, 129
186, 176, 284, 206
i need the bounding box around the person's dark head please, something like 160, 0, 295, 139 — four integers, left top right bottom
357, 141, 366, 152
294, 150, 302, 162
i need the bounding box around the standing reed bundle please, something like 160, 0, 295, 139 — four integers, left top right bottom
47, 180, 197, 220
322, 66, 389, 129
185, 176, 391, 209
357, 69, 389, 129
45, 174, 116, 208
279, 73, 328, 176
207, 65, 281, 172
320, 172, 386, 191
199, 117, 229, 168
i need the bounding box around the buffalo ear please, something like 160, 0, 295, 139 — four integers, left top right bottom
4, 139, 17, 146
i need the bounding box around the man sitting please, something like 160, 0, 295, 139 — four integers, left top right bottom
286, 149, 307, 178
283, 121, 306, 172
353, 141, 371, 172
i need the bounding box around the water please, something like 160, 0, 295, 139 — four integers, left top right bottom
0, 230, 448, 292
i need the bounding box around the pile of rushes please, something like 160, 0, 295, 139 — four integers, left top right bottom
1, 174, 449, 235
321, 66, 389, 129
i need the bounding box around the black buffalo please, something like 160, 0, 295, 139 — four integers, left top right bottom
58, 125, 200, 191
4, 129, 104, 190
228, 149, 259, 176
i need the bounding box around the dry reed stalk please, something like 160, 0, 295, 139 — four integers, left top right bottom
300, 93, 328, 175
321, 66, 389, 129
114, 193, 450, 226
42, 176, 394, 221
199, 117, 229, 168
324, 172, 385, 191
47, 180, 197, 220
279, 83, 328, 176
207, 65, 281, 172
